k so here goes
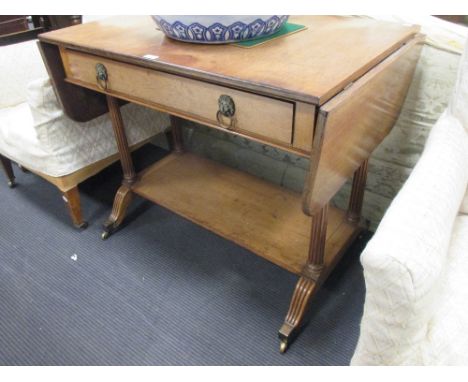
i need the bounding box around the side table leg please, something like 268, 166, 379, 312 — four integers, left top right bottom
169, 115, 184, 153
347, 159, 369, 223
101, 95, 137, 240
279, 277, 318, 353
278, 204, 328, 353
101, 184, 133, 239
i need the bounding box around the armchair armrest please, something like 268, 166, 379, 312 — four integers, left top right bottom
352, 112, 468, 365
364, 112, 468, 269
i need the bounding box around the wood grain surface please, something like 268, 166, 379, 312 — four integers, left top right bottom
302, 35, 424, 215
62, 48, 294, 145
39, 16, 419, 105
132, 152, 359, 274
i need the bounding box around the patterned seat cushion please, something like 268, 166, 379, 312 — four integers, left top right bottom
0, 77, 169, 177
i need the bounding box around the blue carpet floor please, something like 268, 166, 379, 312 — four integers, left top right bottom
0, 145, 368, 365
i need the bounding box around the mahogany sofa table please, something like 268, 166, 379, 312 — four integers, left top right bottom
38, 16, 422, 353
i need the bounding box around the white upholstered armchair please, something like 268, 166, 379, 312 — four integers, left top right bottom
351, 36, 468, 365
0, 33, 169, 228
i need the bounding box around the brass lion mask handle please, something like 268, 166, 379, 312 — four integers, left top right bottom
216, 94, 237, 129
95, 63, 108, 90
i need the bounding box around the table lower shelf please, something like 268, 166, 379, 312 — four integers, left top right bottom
132, 152, 361, 274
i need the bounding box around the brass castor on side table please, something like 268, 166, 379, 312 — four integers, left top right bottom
279, 339, 289, 354
101, 230, 111, 240
7, 180, 16, 188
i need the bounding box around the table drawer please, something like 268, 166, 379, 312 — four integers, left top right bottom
61, 49, 294, 145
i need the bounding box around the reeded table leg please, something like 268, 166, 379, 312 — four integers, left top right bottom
102, 184, 133, 239
279, 277, 318, 353
279, 204, 328, 353
347, 159, 369, 223
101, 95, 137, 239
169, 115, 184, 153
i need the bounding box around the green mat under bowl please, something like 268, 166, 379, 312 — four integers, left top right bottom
232, 23, 307, 48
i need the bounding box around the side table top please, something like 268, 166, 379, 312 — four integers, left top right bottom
39, 15, 420, 105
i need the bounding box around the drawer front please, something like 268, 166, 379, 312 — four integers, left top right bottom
61, 49, 294, 145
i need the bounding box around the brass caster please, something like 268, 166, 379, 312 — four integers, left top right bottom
101, 231, 110, 240
7, 180, 16, 188
279, 339, 288, 354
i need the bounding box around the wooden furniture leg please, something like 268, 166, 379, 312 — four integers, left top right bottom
347, 159, 369, 223
62, 186, 88, 229
169, 115, 184, 153
0, 154, 16, 188
279, 204, 328, 353
101, 95, 137, 239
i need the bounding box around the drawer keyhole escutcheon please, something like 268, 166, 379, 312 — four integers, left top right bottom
217, 94, 237, 130
95, 63, 108, 90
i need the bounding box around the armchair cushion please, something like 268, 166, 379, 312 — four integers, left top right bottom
0, 40, 48, 108
451, 37, 468, 130
0, 77, 169, 177
453, 37, 468, 215
0, 103, 50, 164
424, 215, 468, 365
351, 112, 468, 365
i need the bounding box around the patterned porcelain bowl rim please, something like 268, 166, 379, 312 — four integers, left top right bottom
151, 15, 290, 44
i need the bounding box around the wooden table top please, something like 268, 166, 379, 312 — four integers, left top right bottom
39, 16, 419, 105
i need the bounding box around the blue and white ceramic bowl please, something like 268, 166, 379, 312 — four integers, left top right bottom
151, 15, 289, 44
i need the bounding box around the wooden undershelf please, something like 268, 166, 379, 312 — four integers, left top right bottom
133, 153, 360, 274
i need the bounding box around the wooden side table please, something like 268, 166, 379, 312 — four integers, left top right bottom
38, 16, 422, 352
